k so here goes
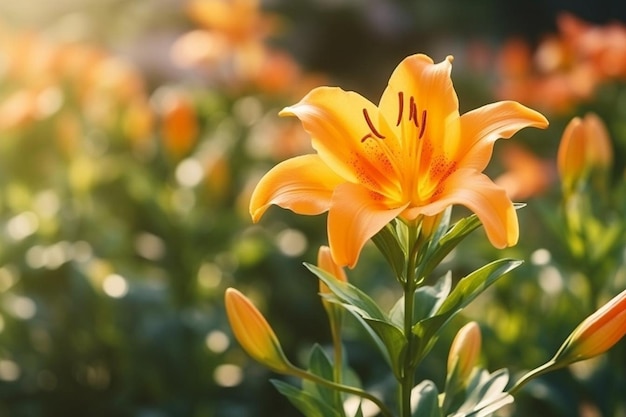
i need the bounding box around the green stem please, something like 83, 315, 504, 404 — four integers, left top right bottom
329, 309, 345, 416
290, 367, 394, 417
508, 360, 561, 396
400, 222, 421, 417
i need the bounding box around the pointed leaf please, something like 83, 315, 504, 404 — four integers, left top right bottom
363, 318, 407, 379
303, 345, 338, 406
372, 221, 407, 280
306, 264, 388, 322
272, 379, 344, 417
419, 204, 525, 280
413, 259, 522, 357
389, 272, 452, 328
411, 380, 442, 417
307, 264, 406, 373
450, 368, 513, 417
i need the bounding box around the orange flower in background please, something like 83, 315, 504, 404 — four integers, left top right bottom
153, 88, 199, 158
553, 288, 626, 365
250, 54, 548, 267
224, 288, 294, 373
494, 13, 626, 114
495, 144, 555, 201
557, 113, 613, 195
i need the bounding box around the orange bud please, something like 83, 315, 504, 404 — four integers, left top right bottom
557, 117, 587, 193
447, 322, 482, 384
557, 113, 613, 195
317, 245, 347, 309
583, 113, 612, 170
224, 288, 293, 373
553, 288, 626, 364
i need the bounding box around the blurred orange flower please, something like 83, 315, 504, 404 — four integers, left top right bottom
495, 144, 555, 201
172, 0, 322, 97
494, 13, 626, 114
153, 88, 199, 159
250, 54, 548, 267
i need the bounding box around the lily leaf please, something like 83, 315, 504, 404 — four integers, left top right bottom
272, 379, 344, 417
449, 368, 513, 417
372, 221, 407, 280
306, 264, 387, 322
413, 259, 522, 358
419, 204, 525, 281
411, 380, 442, 417
363, 318, 407, 380
389, 271, 452, 328
303, 344, 339, 406
307, 264, 406, 375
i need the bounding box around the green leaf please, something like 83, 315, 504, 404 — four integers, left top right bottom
389, 272, 452, 327
306, 264, 406, 375
419, 204, 525, 281
306, 264, 388, 322
371, 221, 407, 280
450, 368, 513, 417
272, 379, 344, 417
363, 318, 406, 380
413, 259, 522, 358
411, 380, 442, 417
303, 345, 338, 406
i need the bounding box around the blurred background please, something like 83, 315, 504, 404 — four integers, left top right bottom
1, 1, 626, 416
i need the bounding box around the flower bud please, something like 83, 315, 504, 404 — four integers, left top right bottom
224, 288, 294, 373
553, 288, 626, 365
447, 321, 482, 385
557, 113, 612, 196
317, 245, 347, 309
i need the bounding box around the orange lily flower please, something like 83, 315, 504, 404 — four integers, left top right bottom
250, 54, 548, 267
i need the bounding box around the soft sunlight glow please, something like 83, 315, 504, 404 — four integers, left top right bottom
102, 274, 129, 298
197, 263, 223, 289
233, 96, 263, 126
176, 158, 204, 188
134, 232, 166, 261
34, 190, 61, 218
4, 295, 37, 320
276, 228, 307, 257
0, 266, 18, 292
538, 266, 564, 295
213, 364, 243, 387
7, 211, 39, 240
531, 248, 552, 265
205, 330, 230, 353
0, 360, 20, 382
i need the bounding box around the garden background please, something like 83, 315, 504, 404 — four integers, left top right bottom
1, 0, 626, 416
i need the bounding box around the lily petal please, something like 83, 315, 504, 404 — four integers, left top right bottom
327, 183, 407, 268
458, 101, 549, 172
415, 169, 518, 248
379, 54, 459, 156
249, 154, 344, 222
281, 87, 402, 200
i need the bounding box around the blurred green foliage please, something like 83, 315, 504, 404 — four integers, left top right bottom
0, 1, 626, 416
